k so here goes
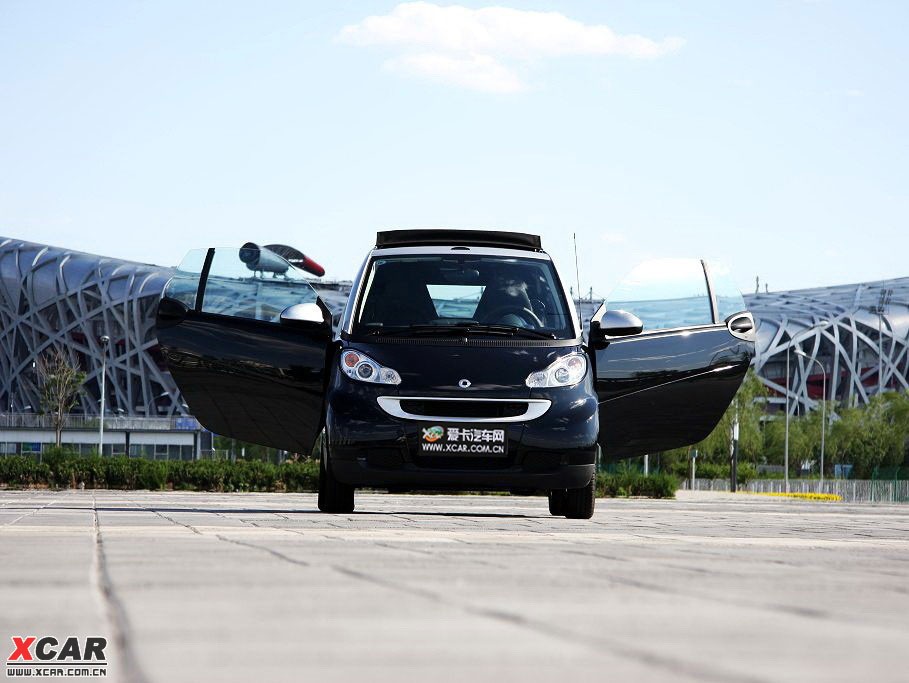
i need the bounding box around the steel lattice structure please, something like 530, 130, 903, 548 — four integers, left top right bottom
745, 281, 909, 413
0, 237, 180, 417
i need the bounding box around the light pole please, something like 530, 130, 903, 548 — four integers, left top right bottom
794, 349, 827, 487
98, 335, 110, 456
784, 321, 829, 492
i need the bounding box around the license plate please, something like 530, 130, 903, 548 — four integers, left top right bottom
419, 424, 508, 456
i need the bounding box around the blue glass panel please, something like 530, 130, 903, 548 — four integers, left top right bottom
200, 248, 317, 323
608, 259, 713, 331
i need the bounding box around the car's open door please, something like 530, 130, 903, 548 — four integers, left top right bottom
155, 246, 332, 454
591, 259, 755, 460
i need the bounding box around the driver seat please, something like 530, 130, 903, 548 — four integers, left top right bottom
474, 280, 532, 324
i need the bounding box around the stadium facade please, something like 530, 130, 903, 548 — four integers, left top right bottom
747, 282, 908, 412
2, 235, 907, 457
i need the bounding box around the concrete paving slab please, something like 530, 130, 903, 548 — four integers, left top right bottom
0, 490, 906, 683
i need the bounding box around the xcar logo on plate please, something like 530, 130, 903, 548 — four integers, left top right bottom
422, 426, 444, 442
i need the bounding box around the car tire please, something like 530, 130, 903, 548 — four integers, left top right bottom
317, 432, 355, 513
548, 489, 567, 516
564, 478, 595, 519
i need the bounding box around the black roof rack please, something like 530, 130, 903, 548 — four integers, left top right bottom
375, 229, 542, 251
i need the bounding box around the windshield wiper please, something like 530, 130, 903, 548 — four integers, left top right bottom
467, 324, 557, 340
365, 323, 556, 340
361, 325, 466, 337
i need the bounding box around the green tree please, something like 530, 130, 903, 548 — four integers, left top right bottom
696, 369, 769, 462
829, 392, 909, 477
36, 348, 86, 447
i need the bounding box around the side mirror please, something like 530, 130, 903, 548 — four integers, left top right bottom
280, 302, 327, 327
725, 311, 755, 340
589, 305, 644, 342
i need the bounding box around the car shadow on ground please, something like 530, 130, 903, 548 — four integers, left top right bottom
2, 504, 549, 519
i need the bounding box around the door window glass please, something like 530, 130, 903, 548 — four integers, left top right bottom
607, 258, 713, 332
200, 248, 318, 323
164, 249, 207, 308
708, 264, 747, 321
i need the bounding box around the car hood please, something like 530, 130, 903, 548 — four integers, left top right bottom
347, 340, 582, 397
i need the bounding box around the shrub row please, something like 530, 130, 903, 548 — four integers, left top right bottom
667, 459, 759, 484
596, 471, 678, 498
0, 453, 320, 493
1, 450, 677, 498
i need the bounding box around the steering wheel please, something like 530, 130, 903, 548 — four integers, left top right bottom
483, 305, 544, 328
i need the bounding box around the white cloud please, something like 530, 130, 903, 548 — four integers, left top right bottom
339, 2, 683, 93
386, 53, 525, 93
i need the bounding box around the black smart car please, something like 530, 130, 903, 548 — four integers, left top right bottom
155, 230, 755, 518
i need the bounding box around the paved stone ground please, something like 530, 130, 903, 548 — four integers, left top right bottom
0, 490, 907, 683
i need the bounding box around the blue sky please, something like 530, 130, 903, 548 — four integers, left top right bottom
1, 1, 907, 296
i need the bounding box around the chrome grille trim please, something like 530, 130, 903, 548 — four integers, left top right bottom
376, 396, 551, 423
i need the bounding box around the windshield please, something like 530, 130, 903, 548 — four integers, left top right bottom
354, 254, 574, 339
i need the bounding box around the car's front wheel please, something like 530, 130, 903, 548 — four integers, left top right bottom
564, 478, 595, 519
317, 432, 355, 513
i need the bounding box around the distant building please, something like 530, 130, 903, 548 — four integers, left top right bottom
747, 279, 908, 412
1, 237, 175, 417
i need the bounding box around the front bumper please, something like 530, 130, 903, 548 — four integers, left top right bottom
325, 372, 598, 491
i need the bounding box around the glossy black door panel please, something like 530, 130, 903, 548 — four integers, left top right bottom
155, 248, 331, 454
595, 329, 751, 458
594, 259, 754, 460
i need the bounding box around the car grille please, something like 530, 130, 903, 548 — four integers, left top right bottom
398, 399, 527, 419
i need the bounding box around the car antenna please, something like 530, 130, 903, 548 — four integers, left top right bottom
573, 232, 582, 315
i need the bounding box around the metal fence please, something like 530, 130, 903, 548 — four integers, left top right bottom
681, 478, 909, 503
0, 413, 201, 431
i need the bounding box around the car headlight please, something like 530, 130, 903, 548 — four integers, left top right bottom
525, 353, 587, 388
340, 350, 402, 385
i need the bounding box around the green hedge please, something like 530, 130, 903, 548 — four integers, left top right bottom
2, 450, 677, 498
596, 471, 678, 498
0, 452, 321, 493
668, 459, 758, 484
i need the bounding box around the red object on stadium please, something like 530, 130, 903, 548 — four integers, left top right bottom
264, 244, 326, 277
